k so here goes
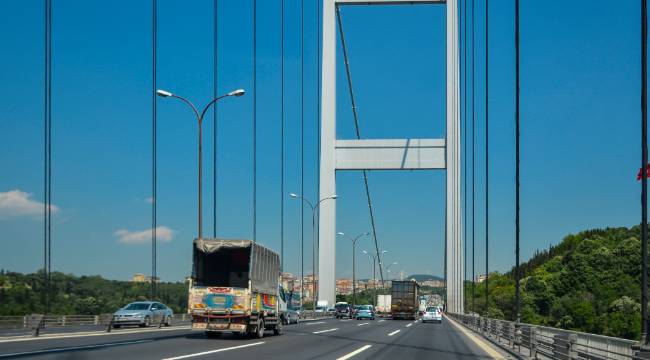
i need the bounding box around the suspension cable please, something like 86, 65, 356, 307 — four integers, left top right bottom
471, 0, 476, 314
463, 0, 468, 311
213, 0, 218, 238
641, 0, 648, 343
484, 0, 489, 317
44, 0, 52, 313
151, 0, 158, 300
514, 0, 521, 324
336, 6, 384, 283
253, 0, 257, 242
300, 0, 305, 306
280, 0, 285, 273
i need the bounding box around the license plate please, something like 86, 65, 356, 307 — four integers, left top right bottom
192, 323, 207, 329
230, 324, 246, 331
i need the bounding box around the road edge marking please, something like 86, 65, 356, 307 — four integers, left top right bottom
336, 345, 372, 360
446, 317, 505, 360
0, 326, 189, 344
0, 339, 151, 358
161, 342, 265, 360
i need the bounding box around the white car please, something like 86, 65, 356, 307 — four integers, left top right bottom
421, 306, 442, 323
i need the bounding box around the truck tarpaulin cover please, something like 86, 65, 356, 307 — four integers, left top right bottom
193, 238, 280, 295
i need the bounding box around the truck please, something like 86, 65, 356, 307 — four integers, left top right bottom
390, 280, 420, 320
188, 238, 286, 338
376, 294, 391, 313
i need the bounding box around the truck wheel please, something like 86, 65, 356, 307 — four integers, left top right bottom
273, 319, 283, 335
254, 319, 265, 339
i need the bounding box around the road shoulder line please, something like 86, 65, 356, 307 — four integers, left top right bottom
446, 316, 506, 359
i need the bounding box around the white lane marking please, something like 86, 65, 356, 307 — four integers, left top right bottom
313, 328, 338, 334
0, 326, 189, 344
446, 317, 505, 359
304, 321, 325, 326
406, 323, 412, 328
162, 342, 265, 360
378, 320, 385, 323
387, 329, 401, 336
341, 319, 352, 322
357, 323, 369, 327
336, 345, 372, 360
0, 339, 151, 358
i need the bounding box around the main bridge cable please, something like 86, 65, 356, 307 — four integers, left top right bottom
484, 0, 490, 317
335, 6, 385, 284
43, 0, 53, 313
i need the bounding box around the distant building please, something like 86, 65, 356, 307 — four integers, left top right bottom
131, 273, 146, 283
336, 279, 353, 295
421, 279, 445, 287
476, 274, 488, 283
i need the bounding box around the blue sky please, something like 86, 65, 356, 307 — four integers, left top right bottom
0, 0, 643, 282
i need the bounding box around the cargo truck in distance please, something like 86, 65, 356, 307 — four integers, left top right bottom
391, 280, 420, 320
188, 238, 287, 338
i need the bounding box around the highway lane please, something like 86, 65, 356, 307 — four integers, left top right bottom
0, 317, 506, 359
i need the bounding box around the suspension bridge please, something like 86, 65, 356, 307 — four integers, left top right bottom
2, 0, 650, 359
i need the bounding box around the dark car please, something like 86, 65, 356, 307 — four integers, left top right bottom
335, 303, 352, 319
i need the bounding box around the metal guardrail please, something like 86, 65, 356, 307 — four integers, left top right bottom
448, 313, 640, 360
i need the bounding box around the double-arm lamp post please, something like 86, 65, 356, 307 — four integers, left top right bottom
290, 193, 337, 310
157, 88, 245, 239
362, 249, 388, 307
337, 232, 370, 308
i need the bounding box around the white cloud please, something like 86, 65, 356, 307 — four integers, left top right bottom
0, 189, 59, 219
145, 197, 154, 204
114, 226, 175, 245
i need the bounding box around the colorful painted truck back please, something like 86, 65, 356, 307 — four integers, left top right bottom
188, 238, 286, 338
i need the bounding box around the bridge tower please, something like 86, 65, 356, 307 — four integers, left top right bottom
319, 0, 463, 314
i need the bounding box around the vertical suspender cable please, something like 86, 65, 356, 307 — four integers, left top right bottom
463, 0, 468, 311
316, 0, 322, 289
280, 0, 285, 272
641, 0, 648, 345
213, 0, 218, 238
249, 0, 256, 242
300, 0, 305, 306
151, 0, 157, 300
471, 0, 476, 314
484, 0, 489, 317
514, 0, 521, 324
43, 0, 52, 313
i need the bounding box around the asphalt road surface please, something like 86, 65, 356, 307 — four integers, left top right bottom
0, 317, 507, 359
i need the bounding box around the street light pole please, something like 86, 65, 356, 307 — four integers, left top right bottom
157, 88, 245, 240
338, 232, 369, 308
363, 249, 387, 308
290, 193, 337, 310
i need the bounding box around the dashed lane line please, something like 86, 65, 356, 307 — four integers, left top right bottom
304, 321, 326, 326
378, 320, 385, 323
406, 323, 412, 328
162, 342, 265, 360
336, 345, 372, 360
357, 323, 369, 327
0, 339, 152, 358
387, 329, 401, 337
313, 328, 338, 334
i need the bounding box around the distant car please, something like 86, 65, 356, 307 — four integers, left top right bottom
335, 303, 352, 319
112, 301, 173, 328
315, 305, 327, 314
285, 307, 301, 324
421, 306, 443, 323
327, 307, 336, 315
355, 305, 375, 320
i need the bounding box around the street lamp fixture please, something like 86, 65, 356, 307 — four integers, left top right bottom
290, 193, 338, 310
157, 88, 245, 239
337, 231, 370, 308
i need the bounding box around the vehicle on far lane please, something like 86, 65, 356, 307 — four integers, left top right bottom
112, 301, 173, 328
285, 307, 300, 324
335, 303, 352, 319
355, 305, 375, 320
421, 306, 443, 323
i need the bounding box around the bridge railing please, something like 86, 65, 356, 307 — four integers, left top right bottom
448, 313, 638, 360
